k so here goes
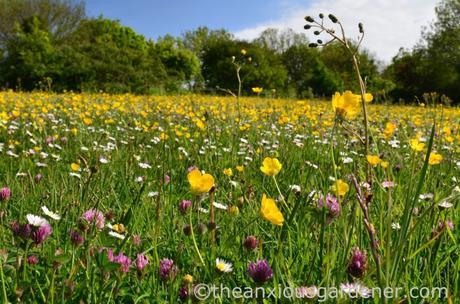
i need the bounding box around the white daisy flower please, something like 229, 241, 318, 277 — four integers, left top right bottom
198, 207, 209, 214
419, 193, 434, 201
7, 150, 19, 158
108, 231, 126, 240
391, 222, 401, 230
213, 202, 228, 210
438, 201, 453, 209
26, 214, 49, 227
148, 191, 159, 197
138, 162, 151, 169
289, 185, 301, 193
41, 206, 61, 221
70, 172, 81, 179
229, 180, 239, 188
215, 258, 233, 273
342, 157, 353, 164
99, 157, 109, 164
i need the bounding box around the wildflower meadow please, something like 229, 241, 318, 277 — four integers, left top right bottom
0, 88, 459, 303
0, 4, 459, 304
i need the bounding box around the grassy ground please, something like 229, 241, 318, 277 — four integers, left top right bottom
0, 92, 459, 303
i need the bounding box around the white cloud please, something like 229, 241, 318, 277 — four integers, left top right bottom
234, 0, 438, 63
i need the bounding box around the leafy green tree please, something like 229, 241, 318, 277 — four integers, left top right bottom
58, 18, 166, 93
201, 39, 287, 95
320, 42, 379, 93
0, 16, 57, 90
282, 44, 340, 98
182, 26, 233, 57
0, 0, 85, 47
385, 0, 459, 103
155, 35, 201, 92
254, 28, 308, 53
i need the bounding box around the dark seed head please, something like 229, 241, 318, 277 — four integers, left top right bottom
314, 30, 320, 35
304, 24, 312, 30
304, 16, 314, 22
183, 224, 192, 236
359, 23, 364, 33
317, 39, 323, 44
308, 43, 318, 48
319, 13, 324, 19
328, 14, 338, 23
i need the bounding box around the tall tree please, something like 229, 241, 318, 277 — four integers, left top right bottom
201, 39, 287, 95
282, 44, 340, 98
254, 28, 308, 53
0, 16, 57, 90
0, 0, 85, 47
58, 18, 167, 93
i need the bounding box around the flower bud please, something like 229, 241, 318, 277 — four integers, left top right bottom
243, 236, 259, 251
183, 224, 192, 236
304, 16, 314, 22
304, 24, 312, 30
328, 14, 338, 23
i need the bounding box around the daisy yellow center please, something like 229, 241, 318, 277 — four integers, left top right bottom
216, 263, 226, 271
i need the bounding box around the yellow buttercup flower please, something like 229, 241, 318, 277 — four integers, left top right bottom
182, 274, 193, 284
331, 91, 361, 119
383, 122, 396, 139
187, 168, 215, 194
427, 153, 443, 165
223, 168, 233, 177
367, 155, 382, 166
260, 157, 282, 176
252, 87, 263, 94
70, 163, 80, 172
235, 165, 245, 172
380, 161, 389, 169
112, 223, 126, 234
241, 49, 247, 55
83, 117, 93, 125
332, 179, 349, 196
409, 139, 425, 152
260, 194, 284, 226
195, 119, 205, 130
363, 93, 373, 103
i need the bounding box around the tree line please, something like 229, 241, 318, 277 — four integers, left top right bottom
0, 0, 458, 104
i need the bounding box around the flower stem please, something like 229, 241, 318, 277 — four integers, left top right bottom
189, 207, 205, 266
0, 258, 8, 304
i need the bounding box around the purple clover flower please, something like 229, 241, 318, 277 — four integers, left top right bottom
247, 259, 273, 284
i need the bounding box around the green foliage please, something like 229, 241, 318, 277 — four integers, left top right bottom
0, 0, 85, 47
155, 35, 201, 92
385, 0, 460, 103
201, 39, 287, 95
282, 44, 340, 98
56, 18, 166, 93
0, 17, 57, 90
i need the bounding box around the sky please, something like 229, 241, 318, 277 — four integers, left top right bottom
86, 0, 439, 62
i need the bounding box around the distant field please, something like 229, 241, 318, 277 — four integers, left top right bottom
0, 92, 459, 303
